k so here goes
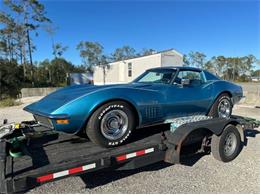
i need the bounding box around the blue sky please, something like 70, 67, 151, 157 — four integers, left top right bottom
5, 0, 260, 66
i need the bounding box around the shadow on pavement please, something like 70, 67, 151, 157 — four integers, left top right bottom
80, 161, 172, 189
79, 152, 207, 189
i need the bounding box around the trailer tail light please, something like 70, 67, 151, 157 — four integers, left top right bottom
116, 147, 154, 162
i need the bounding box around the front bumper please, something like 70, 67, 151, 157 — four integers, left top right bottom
33, 114, 70, 129
33, 115, 54, 129
24, 106, 85, 134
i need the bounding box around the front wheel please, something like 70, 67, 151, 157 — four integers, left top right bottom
211, 124, 242, 162
86, 101, 135, 147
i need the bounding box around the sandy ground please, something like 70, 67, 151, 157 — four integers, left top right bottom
0, 96, 42, 123
0, 97, 259, 193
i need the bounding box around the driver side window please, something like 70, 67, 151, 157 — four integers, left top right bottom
175, 70, 204, 85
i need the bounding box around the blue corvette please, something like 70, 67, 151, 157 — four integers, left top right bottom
24, 66, 243, 147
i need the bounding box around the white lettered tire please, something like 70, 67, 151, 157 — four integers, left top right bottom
86, 101, 135, 147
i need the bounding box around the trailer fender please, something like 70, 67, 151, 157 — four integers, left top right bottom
164, 118, 241, 164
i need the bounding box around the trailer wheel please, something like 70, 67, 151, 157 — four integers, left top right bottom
211, 124, 241, 162
86, 101, 135, 147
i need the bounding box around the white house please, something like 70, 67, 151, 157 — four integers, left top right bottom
252, 76, 260, 82
93, 49, 183, 85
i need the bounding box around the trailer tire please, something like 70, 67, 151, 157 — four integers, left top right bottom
211, 124, 241, 162
86, 101, 135, 147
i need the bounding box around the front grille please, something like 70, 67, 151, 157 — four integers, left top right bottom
34, 115, 53, 129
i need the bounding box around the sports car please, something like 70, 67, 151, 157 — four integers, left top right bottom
24, 66, 243, 147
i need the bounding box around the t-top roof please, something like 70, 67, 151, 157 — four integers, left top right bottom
147, 66, 202, 71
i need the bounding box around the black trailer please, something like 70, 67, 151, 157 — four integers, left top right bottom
0, 116, 258, 193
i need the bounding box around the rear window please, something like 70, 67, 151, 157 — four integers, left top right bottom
204, 71, 220, 81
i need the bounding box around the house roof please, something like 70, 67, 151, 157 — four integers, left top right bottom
110, 48, 183, 64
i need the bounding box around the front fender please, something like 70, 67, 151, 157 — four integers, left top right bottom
53, 87, 164, 133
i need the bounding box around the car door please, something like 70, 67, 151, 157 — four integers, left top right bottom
164, 70, 214, 118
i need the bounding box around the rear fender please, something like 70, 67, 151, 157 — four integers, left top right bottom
206, 80, 241, 113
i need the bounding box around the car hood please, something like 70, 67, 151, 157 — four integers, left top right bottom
23, 83, 159, 115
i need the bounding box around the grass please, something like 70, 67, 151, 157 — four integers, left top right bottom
0, 98, 22, 108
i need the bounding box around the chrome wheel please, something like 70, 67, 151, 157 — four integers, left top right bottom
218, 99, 231, 118
223, 132, 237, 157
100, 110, 128, 141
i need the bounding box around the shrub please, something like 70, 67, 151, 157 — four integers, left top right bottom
0, 59, 23, 99
0, 98, 21, 107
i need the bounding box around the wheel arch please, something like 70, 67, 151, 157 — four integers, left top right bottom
225, 121, 244, 143
207, 90, 233, 115
80, 98, 141, 134
220, 90, 232, 97
213, 91, 233, 104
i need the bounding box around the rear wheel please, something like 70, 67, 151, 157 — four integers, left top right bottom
208, 93, 232, 118
86, 101, 135, 147
211, 124, 241, 162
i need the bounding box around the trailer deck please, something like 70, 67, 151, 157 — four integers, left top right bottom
1, 124, 169, 193
0, 116, 258, 193
13, 128, 163, 177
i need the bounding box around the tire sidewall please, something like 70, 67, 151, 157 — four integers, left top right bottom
218, 125, 241, 162
210, 94, 233, 118
91, 101, 135, 146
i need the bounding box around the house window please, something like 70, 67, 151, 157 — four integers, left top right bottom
128, 62, 132, 77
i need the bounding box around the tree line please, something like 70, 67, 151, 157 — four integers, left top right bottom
0, 0, 156, 99
0, 0, 259, 100
183, 52, 260, 81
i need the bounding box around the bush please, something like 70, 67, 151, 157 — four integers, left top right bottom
0, 59, 23, 99
0, 98, 21, 107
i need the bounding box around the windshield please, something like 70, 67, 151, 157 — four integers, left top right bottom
133, 69, 177, 84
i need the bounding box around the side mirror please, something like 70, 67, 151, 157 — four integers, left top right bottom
181, 78, 190, 86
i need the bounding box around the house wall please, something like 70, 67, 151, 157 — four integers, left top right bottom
161, 51, 183, 67
94, 53, 162, 85
129, 53, 162, 82
93, 50, 183, 85
94, 64, 121, 84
